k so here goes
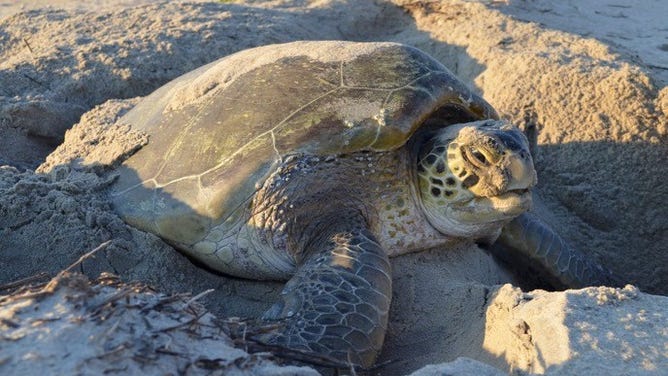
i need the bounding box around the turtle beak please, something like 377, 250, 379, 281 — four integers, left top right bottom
466, 145, 536, 221
464, 150, 535, 221
505, 150, 537, 192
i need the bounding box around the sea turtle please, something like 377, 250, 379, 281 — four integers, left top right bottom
109, 41, 614, 368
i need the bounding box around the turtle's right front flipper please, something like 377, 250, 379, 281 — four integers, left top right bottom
259, 228, 391, 369
493, 212, 621, 288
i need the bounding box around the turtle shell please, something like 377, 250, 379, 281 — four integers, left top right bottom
111, 41, 497, 248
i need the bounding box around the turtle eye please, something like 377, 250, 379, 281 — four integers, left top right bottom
470, 149, 489, 165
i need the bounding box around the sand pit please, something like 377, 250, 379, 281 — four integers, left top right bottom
1, 1, 666, 375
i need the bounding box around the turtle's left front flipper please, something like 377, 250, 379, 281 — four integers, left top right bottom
492, 212, 621, 289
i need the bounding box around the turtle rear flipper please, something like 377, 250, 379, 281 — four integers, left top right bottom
259, 228, 391, 369
492, 212, 621, 289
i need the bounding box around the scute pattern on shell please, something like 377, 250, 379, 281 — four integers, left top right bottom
110, 41, 497, 247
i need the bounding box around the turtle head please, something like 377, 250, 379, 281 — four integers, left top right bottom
416, 119, 537, 238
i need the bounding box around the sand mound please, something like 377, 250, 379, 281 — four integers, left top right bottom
1, 1, 666, 375
0, 271, 317, 375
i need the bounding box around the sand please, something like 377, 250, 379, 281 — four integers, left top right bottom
1, 1, 666, 375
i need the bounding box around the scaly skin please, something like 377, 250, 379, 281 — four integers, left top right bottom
261, 229, 391, 367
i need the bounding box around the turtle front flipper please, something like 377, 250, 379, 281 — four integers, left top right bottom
493, 212, 621, 289
259, 228, 391, 369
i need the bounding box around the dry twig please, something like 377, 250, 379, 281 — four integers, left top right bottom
63, 240, 112, 274
0, 272, 49, 291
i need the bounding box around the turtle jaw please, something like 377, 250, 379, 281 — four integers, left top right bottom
448, 189, 533, 223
